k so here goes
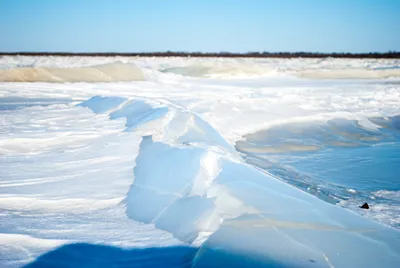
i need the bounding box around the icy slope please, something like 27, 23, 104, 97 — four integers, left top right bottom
79, 96, 400, 267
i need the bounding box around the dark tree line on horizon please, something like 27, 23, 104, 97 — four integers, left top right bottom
1, 51, 400, 58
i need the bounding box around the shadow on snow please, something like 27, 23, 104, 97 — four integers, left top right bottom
24, 243, 197, 268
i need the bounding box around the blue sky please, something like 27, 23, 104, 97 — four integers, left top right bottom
1, 0, 399, 53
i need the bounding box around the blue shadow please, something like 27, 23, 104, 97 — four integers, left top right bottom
24, 243, 198, 268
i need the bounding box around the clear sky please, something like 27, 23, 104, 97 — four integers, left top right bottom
1, 0, 399, 53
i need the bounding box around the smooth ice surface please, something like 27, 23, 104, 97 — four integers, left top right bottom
1, 56, 400, 267
236, 116, 400, 228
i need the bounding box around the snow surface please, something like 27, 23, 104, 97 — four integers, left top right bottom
1, 56, 400, 267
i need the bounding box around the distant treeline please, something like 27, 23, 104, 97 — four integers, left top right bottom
1, 51, 400, 58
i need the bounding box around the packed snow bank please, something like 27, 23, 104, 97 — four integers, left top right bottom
161, 62, 276, 78
78, 95, 400, 267
161, 60, 400, 79
2, 56, 400, 81
0, 62, 145, 82
298, 68, 400, 79
80, 96, 234, 151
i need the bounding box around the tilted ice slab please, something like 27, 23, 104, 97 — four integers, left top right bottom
80, 96, 400, 267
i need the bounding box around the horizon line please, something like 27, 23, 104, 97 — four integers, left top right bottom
1, 51, 400, 59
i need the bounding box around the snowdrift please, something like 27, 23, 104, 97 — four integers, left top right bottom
298, 68, 400, 79
79, 96, 400, 267
161, 62, 276, 78
0, 62, 145, 82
